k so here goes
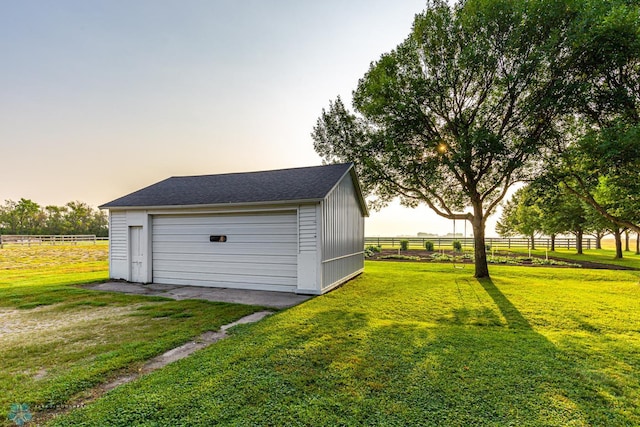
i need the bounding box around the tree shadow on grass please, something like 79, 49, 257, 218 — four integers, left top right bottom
476, 277, 532, 330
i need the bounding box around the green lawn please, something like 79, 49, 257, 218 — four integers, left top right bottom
51, 261, 640, 426
504, 246, 640, 270
0, 244, 263, 426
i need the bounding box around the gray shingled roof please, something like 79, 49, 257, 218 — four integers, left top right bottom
100, 163, 365, 211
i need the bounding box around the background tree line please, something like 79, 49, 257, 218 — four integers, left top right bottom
0, 198, 108, 237
496, 180, 639, 259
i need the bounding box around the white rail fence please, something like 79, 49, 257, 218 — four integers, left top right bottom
0, 235, 100, 248
365, 236, 595, 251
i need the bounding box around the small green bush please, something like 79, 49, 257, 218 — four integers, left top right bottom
485, 244, 492, 252
431, 253, 453, 262
400, 240, 409, 251
425, 240, 435, 251
379, 254, 421, 261
364, 245, 382, 258
452, 240, 462, 252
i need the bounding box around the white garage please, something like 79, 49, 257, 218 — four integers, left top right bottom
152, 213, 298, 292
100, 163, 368, 295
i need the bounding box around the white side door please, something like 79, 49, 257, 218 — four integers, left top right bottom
129, 226, 144, 283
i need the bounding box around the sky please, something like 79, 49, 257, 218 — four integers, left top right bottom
0, 0, 502, 236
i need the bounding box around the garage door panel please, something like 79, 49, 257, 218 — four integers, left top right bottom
153, 270, 297, 286
152, 234, 297, 244
153, 242, 297, 256
154, 260, 297, 275
152, 212, 298, 292
152, 276, 295, 292
153, 252, 295, 265
154, 223, 297, 234
154, 215, 295, 226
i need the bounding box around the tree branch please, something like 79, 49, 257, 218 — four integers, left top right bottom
561, 177, 640, 234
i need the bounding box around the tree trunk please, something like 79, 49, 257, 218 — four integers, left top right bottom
550, 234, 556, 251
530, 233, 536, 250
595, 233, 602, 249
575, 230, 583, 254
471, 214, 489, 278
613, 229, 623, 259
636, 232, 639, 255
624, 230, 630, 252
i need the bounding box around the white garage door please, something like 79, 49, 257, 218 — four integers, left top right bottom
152, 212, 298, 292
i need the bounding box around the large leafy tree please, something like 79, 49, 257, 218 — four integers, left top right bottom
312, 0, 574, 277
537, 185, 590, 254
496, 187, 542, 250
556, 124, 640, 234
497, 181, 591, 253
0, 199, 45, 234
44, 205, 68, 235
551, 0, 640, 234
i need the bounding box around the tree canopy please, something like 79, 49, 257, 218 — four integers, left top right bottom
0, 199, 108, 237
549, 0, 640, 234
312, 0, 575, 277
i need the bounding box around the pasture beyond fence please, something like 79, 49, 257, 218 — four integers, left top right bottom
0, 235, 594, 251
365, 236, 595, 251
0, 235, 100, 248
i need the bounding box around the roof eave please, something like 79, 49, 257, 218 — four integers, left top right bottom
100, 198, 325, 211
349, 167, 370, 217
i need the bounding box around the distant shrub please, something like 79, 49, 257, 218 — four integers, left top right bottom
364, 245, 381, 258
431, 253, 453, 262
487, 256, 517, 265
400, 240, 409, 251
452, 240, 462, 252
379, 254, 421, 261
485, 244, 492, 252
424, 240, 435, 251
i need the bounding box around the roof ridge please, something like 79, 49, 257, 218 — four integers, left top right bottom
169, 162, 352, 179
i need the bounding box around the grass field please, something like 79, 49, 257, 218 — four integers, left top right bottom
47, 259, 640, 426
505, 246, 640, 270
0, 243, 264, 426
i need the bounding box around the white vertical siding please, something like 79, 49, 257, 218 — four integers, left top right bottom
109, 211, 128, 280
110, 211, 127, 260
299, 204, 317, 251
321, 173, 365, 290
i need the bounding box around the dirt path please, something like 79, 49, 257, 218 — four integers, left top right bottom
41, 310, 272, 422
100, 310, 272, 392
